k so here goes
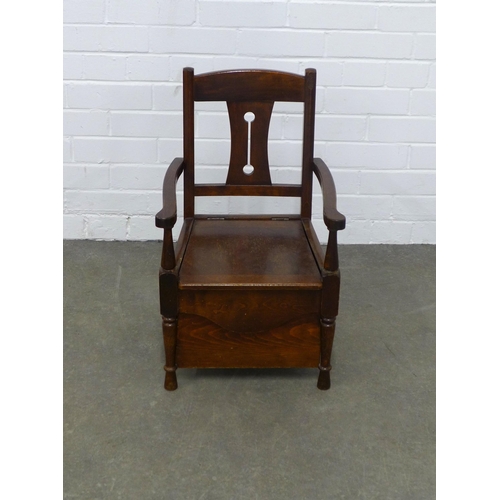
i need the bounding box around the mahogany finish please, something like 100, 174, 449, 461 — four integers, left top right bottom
179, 220, 321, 289
156, 68, 346, 390
176, 315, 320, 369
193, 184, 301, 197
193, 69, 305, 102
226, 100, 273, 185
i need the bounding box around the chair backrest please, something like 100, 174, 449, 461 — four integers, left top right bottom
182, 68, 317, 219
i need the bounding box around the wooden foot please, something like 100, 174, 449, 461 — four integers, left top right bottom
317, 317, 336, 390
317, 365, 331, 390
162, 316, 178, 391
164, 366, 178, 391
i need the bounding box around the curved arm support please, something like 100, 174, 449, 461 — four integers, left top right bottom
312, 158, 346, 232
155, 158, 185, 229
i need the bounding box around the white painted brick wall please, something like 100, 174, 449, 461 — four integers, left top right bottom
342, 61, 386, 87
289, 3, 378, 30
200, 2, 287, 27
326, 32, 414, 59
386, 61, 430, 88
63, 0, 436, 243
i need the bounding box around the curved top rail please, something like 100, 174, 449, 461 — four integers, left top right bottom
192, 68, 309, 102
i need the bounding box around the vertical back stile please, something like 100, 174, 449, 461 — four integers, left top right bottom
301, 68, 316, 219
183, 67, 195, 218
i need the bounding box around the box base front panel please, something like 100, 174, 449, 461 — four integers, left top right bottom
176, 313, 320, 368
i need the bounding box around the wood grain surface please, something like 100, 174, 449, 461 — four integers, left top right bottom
179, 219, 322, 289
176, 313, 320, 368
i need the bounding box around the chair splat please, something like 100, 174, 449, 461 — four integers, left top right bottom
226, 100, 274, 186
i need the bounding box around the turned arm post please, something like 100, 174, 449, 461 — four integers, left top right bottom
161, 229, 176, 271
324, 230, 339, 272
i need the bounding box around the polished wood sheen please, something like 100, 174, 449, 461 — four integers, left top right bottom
179, 289, 321, 332
193, 69, 305, 102
193, 184, 301, 197
226, 101, 273, 185
155, 67, 346, 390
179, 220, 322, 289
176, 314, 320, 368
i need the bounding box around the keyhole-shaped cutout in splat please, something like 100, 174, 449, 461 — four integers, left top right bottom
243, 112, 256, 175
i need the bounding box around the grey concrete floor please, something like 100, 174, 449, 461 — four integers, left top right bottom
64, 241, 435, 499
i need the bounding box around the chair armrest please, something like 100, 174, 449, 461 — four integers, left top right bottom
312, 158, 346, 231
155, 158, 185, 229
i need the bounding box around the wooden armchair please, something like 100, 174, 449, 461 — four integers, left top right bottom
155, 68, 345, 390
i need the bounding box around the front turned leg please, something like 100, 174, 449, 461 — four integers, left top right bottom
317, 317, 336, 390
162, 316, 178, 391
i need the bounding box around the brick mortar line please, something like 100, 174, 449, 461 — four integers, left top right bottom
63, 189, 435, 197
63, 164, 436, 173
63, 51, 435, 63
64, 24, 435, 33
63, 80, 434, 92
65, 114, 434, 120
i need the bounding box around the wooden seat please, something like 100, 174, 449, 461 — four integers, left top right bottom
156, 68, 346, 390
179, 219, 321, 289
